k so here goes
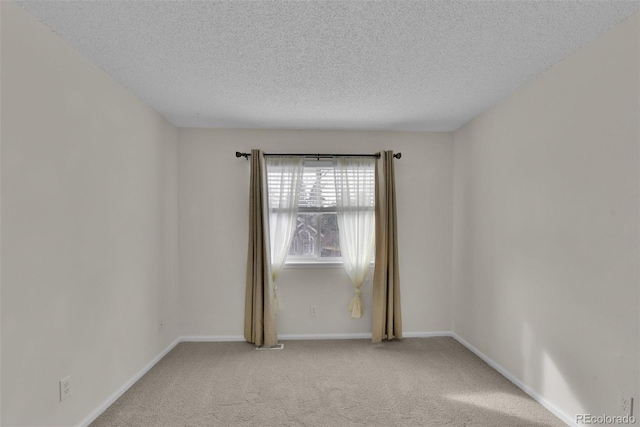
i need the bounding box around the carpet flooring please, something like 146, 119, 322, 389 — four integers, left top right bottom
91, 337, 565, 426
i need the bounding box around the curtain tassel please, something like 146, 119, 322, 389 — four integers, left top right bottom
347, 288, 363, 319
273, 282, 281, 314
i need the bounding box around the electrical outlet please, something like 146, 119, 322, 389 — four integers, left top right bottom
619, 392, 633, 416
310, 305, 318, 316
59, 376, 71, 402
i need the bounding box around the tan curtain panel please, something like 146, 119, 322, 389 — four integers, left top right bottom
372, 151, 402, 343
244, 149, 278, 347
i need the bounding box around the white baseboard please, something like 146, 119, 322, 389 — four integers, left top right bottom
181, 333, 374, 342
79, 337, 181, 427
451, 333, 576, 427
158, 331, 454, 343
239, 331, 453, 341
181, 335, 245, 342
279, 332, 372, 340
403, 331, 451, 338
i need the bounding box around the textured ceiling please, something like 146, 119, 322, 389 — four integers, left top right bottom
17, 1, 640, 131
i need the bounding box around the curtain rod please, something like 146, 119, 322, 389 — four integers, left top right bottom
235, 151, 401, 160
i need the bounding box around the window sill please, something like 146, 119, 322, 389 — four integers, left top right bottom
284, 261, 344, 269
284, 262, 375, 269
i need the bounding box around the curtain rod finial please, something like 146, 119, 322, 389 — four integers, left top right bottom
394, 153, 402, 159
236, 151, 250, 160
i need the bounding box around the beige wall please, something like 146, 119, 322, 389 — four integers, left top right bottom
0, 1, 3, 422
3, 0, 638, 424
452, 11, 639, 421
178, 128, 453, 337
1, 2, 179, 426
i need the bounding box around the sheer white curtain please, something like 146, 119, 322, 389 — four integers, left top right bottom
334, 157, 376, 318
266, 156, 304, 312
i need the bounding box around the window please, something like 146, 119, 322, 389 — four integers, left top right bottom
291, 161, 341, 262
268, 159, 375, 264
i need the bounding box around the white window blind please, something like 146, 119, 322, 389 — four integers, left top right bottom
299, 162, 337, 211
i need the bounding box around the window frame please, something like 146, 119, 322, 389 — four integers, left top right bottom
282, 159, 376, 266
